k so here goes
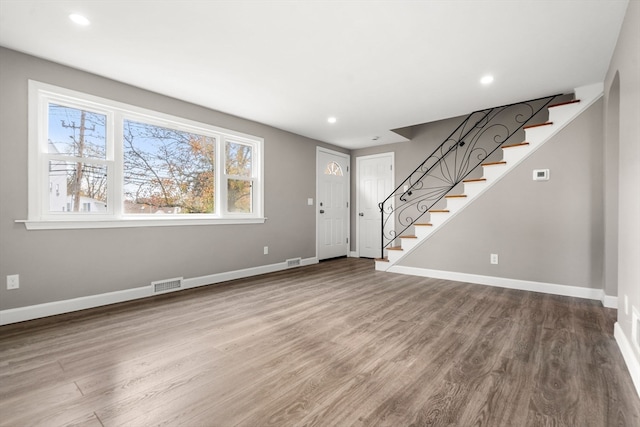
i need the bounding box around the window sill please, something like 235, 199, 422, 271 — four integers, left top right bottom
17, 217, 267, 230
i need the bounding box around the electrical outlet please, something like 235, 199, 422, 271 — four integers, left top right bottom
7, 274, 19, 290
490, 254, 499, 265
264, 246, 269, 255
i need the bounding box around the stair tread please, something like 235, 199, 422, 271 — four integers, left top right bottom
375, 257, 389, 262
429, 209, 449, 213
548, 99, 580, 109
415, 223, 433, 226
400, 235, 418, 239
523, 121, 553, 130
482, 161, 507, 167
387, 246, 403, 251
463, 178, 487, 183
445, 194, 467, 198
502, 142, 530, 149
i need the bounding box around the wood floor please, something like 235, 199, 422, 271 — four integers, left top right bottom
1, 257, 638, 426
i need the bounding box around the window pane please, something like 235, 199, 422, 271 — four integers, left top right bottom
48, 161, 107, 212
48, 104, 106, 159
324, 161, 343, 176
227, 179, 252, 213
123, 120, 215, 214
226, 141, 252, 177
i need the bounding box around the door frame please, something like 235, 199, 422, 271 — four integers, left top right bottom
355, 152, 395, 258
316, 146, 351, 260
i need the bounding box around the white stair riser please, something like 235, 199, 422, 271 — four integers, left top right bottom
428, 212, 450, 227
400, 238, 418, 251
575, 82, 604, 102
375, 261, 389, 271
445, 197, 468, 211
524, 125, 555, 144
548, 103, 582, 124
415, 226, 433, 239
463, 182, 487, 198
481, 164, 508, 181
502, 146, 530, 164
388, 250, 404, 262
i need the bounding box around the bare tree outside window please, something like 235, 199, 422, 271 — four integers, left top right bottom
123, 120, 215, 214
37, 82, 263, 223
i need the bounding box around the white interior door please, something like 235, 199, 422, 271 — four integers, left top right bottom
317, 148, 350, 260
357, 153, 394, 258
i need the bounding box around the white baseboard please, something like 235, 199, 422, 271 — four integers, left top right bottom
0, 257, 318, 326
388, 265, 606, 302
349, 251, 358, 258
602, 294, 618, 309
614, 322, 640, 398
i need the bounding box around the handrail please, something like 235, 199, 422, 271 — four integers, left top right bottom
378, 94, 562, 259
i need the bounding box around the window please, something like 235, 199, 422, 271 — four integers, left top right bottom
324, 161, 344, 176
26, 81, 264, 229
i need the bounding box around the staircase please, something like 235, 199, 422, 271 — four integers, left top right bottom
375, 83, 603, 272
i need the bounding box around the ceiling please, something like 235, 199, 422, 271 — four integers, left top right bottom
0, 1, 629, 150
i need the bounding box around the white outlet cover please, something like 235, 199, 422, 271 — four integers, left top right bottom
7, 274, 19, 289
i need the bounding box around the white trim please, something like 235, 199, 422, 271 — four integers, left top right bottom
349, 251, 359, 258
27, 80, 265, 226
355, 152, 395, 259
388, 265, 606, 301
182, 257, 318, 289
17, 217, 266, 230
0, 257, 318, 325
614, 322, 640, 398
602, 294, 618, 309
316, 146, 351, 260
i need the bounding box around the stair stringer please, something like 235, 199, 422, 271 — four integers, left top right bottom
375, 82, 604, 272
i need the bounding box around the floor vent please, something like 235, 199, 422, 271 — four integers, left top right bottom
286, 257, 302, 268
152, 277, 183, 293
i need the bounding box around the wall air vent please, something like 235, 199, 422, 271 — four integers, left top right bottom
286, 257, 302, 268
152, 277, 183, 293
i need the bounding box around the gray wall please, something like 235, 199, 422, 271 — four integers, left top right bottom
349, 98, 562, 253
604, 0, 640, 369
350, 115, 465, 252
0, 47, 345, 310
398, 100, 605, 290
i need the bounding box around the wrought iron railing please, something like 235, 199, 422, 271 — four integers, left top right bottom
378, 94, 562, 259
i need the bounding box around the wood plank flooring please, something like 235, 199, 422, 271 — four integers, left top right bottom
1, 257, 638, 426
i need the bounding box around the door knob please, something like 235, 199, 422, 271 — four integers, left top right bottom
319, 210, 325, 214
359, 212, 364, 216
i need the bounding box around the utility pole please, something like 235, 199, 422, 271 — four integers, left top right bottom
61, 111, 94, 211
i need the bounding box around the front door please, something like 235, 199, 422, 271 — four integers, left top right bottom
317, 148, 350, 260
357, 153, 394, 258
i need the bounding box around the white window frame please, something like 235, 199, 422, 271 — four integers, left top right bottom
22, 80, 265, 230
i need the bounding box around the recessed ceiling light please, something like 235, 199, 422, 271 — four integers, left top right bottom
327, 117, 337, 124
69, 14, 90, 26
480, 75, 494, 85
